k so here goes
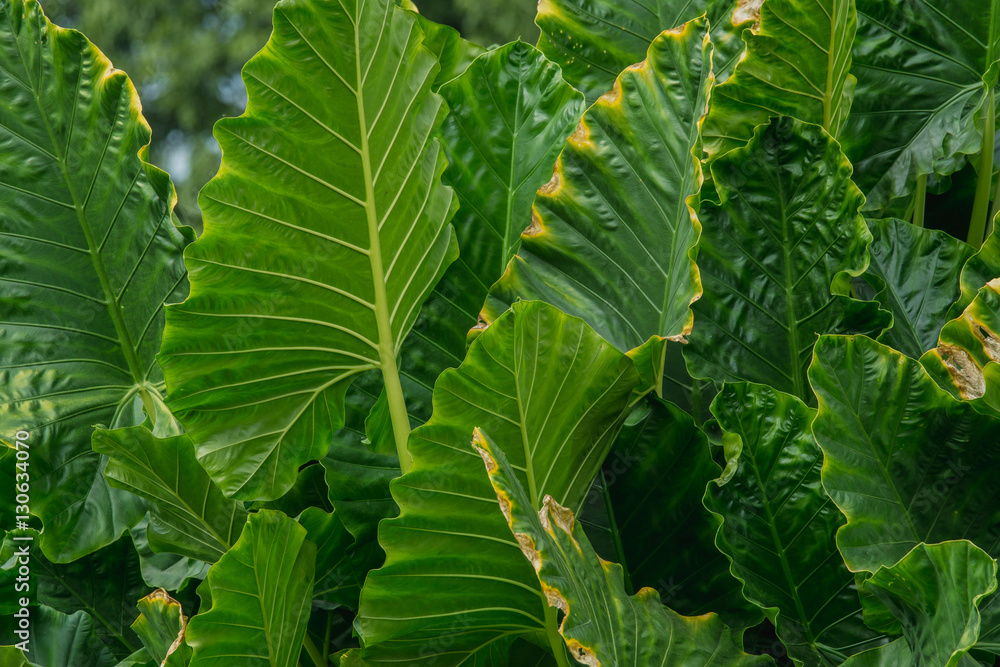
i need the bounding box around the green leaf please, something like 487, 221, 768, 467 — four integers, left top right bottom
357, 300, 639, 664
705, 383, 882, 665
685, 117, 888, 403
841, 0, 1000, 214
949, 225, 1000, 320
1, 530, 150, 657
129, 517, 209, 592
186, 510, 316, 667
131, 590, 191, 667
0, 0, 192, 561
855, 218, 975, 360
474, 429, 774, 667
578, 397, 760, 631
484, 18, 714, 368
848, 542, 997, 667
702, 0, 857, 158
158, 0, 457, 499
809, 334, 1000, 573
333, 39, 586, 460
407, 9, 486, 89
298, 506, 381, 610
92, 426, 246, 563
535, 0, 750, 103
1, 606, 118, 667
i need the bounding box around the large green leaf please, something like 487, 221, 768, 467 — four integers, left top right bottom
0, 606, 117, 667
0, 0, 192, 561
854, 218, 974, 360
297, 506, 381, 610
702, 0, 857, 159
685, 117, 888, 404
949, 225, 1000, 320
357, 300, 639, 664
845, 542, 997, 667
705, 383, 881, 665
129, 518, 209, 593
407, 8, 485, 90
92, 426, 246, 563
0, 530, 151, 658
809, 334, 1000, 573
578, 396, 760, 630
158, 0, 457, 499
331, 39, 585, 459
535, 0, 749, 103
841, 0, 1000, 214
131, 590, 191, 667
484, 18, 713, 384
474, 429, 773, 667
185, 510, 315, 667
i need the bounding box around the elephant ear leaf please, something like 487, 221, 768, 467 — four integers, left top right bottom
702, 0, 857, 159
484, 18, 714, 395
685, 117, 888, 404
0, 607, 118, 667
186, 510, 315, 667
0, 0, 192, 561
158, 0, 457, 499
474, 429, 773, 667
843, 541, 997, 667
132, 590, 191, 667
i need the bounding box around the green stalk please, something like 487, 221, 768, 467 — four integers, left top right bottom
544, 604, 571, 667
912, 174, 927, 228
303, 634, 326, 667
969, 87, 996, 247
598, 472, 633, 595
988, 168, 1000, 239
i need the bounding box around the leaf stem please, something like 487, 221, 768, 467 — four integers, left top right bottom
968, 87, 995, 247
989, 167, 1000, 240
912, 173, 926, 228
303, 634, 327, 667
544, 604, 571, 667
598, 471, 632, 595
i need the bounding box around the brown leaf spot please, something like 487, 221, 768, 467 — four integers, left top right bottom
938, 344, 985, 399
472, 434, 498, 473
598, 79, 622, 105
565, 639, 600, 667
539, 495, 575, 537
524, 210, 544, 237
539, 169, 561, 195
570, 120, 590, 146
515, 532, 542, 572
733, 0, 764, 29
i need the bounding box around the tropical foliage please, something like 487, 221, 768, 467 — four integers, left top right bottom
2, 0, 1000, 665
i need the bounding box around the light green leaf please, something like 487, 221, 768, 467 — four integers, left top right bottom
703, 0, 857, 158
0, 0, 192, 561
129, 518, 209, 592
685, 117, 888, 404
131, 590, 190, 667
186, 510, 315, 667
357, 300, 639, 665
841, 0, 1000, 214
484, 18, 714, 385
158, 0, 457, 499
850, 542, 997, 667
578, 397, 760, 631
474, 429, 774, 667
535, 0, 750, 103
1, 606, 118, 667
855, 218, 975, 360
407, 9, 486, 89
949, 225, 1000, 320
705, 383, 882, 665
809, 334, 1000, 573
93, 426, 246, 563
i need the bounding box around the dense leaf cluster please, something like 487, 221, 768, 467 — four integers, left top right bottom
2, 0, 1000, 665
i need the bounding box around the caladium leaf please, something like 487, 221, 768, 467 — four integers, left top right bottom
843, 542, 997, 667
186, 510, 315, 667
841, 0, 1000, 215
536, 0, 750, 103
0, 529, 150, 658
92, 426, 246, 563
474, 429, 774, 667
705, 383, 882, 665
579, 396, 760, 631
131, 589, 191, 667
357, 300, 639, 665
685, 117, 888, 404
484, 18, 713, 389
809, 334, 1000, 573
158, 0, 457, 498
332, 40, 586, 458
0, 0, 192, 561
855, 218, 974, 360
702, 0, 857, 159
0, 606, 117, 667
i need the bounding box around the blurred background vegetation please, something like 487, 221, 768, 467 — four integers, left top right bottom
45, 0, 539, 229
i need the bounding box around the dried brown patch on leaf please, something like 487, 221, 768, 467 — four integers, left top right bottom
938, 344, 986, 399
524, 210, 544, 237
733, 0, 765, 29
539, 167, 561, 196
569, 120, 590, 147
565, 638, 600, 667
598, 79, 622, 105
